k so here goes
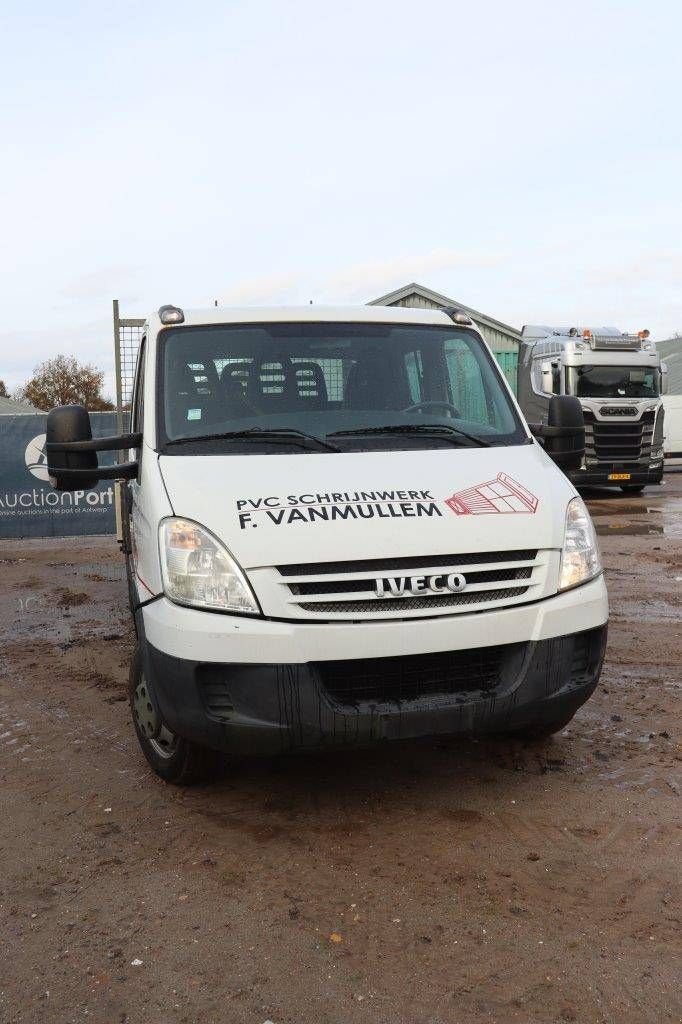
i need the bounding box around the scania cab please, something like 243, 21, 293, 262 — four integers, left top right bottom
518, 325, 667, 492
46, 305, 608, 783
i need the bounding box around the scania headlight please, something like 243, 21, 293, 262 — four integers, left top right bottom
558, 497, 602, 592
159, 518, 260, 614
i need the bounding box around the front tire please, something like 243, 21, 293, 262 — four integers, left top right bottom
128, 647, 221, 784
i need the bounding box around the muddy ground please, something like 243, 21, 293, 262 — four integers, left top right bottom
0, 477, 680, 1024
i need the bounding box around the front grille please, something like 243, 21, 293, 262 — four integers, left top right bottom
316, 643, 523, 705
599, 406, 637, 417
278, 549, 537, 577
289, 566, 532, 596
583, 409, 655, 463
269, 549, 547, 620
299, 587, 529, 615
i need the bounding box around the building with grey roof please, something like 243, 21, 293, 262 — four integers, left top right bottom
368, 282, 522, 353
0, 395, 41, 415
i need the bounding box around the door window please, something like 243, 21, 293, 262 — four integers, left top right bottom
131, 337, 146, 432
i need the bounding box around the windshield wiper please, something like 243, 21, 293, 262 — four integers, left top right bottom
327, 423, 492, 447
166, 428, 341, 452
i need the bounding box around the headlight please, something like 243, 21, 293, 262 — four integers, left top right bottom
558, 497, 602, 592
159, 518, 260, 614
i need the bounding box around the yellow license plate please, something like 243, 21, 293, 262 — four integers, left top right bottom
608, 473, 631, 481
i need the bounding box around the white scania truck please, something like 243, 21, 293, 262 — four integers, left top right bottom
517, 325, 667, 492
46, 304, 608, 783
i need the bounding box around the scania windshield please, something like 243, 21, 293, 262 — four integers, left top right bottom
567, 364, 660, 399
159, 322, 526, 452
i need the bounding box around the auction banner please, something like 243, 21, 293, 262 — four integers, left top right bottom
0, 413, 118, 538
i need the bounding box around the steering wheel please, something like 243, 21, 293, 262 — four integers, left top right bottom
402, 400, 461, 417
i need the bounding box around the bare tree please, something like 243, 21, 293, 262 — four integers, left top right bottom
0, 380, 8, 398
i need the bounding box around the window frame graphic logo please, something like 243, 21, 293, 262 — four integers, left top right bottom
445, 473, 539, 515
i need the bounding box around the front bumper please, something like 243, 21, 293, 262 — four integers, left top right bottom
140, 577, 608, 755
570, 465, 664, 487
142, 625, 607, 755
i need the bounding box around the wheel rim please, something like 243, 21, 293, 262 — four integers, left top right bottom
133, 674, 178, 759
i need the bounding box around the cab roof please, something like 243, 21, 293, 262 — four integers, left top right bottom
150, 304, 456, 331
522, 325, 623, 340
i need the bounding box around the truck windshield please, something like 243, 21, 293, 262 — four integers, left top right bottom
159, 322, 526, 451
567, 365, 660, 399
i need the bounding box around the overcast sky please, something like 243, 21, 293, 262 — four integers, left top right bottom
1, 0, 681, 398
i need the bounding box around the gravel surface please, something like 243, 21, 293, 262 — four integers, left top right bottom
1, 477, 680, 1024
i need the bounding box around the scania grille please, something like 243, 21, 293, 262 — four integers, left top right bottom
315, 642, 525, 705
262, 549, 550, 620
583, 410, 655, 463
599, 406, 637, 417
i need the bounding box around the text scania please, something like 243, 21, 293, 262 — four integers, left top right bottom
236, 490, 443, 528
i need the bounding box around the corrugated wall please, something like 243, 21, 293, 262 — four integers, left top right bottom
395, 295, 440, 310
492, 350, 519, 394
480, 325, 519, 354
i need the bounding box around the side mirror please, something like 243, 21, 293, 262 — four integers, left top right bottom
528, 395, 585, 474
46, 404, 142, 491
540, 361, 554, 396
661, 361, 668, 395
47, 405, 99, 490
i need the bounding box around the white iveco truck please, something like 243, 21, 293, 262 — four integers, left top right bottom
46, 304, 607, 784
518, 326, 667, 492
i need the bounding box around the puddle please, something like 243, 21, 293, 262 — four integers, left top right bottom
595, 523, 665, 536
589, 504, 662, 517
615, 598, 681, 622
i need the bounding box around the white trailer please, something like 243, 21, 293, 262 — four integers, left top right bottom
662, 396, 682, 467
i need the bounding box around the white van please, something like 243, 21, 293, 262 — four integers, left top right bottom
47, 304, 608, 783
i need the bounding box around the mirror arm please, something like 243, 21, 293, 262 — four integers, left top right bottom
528, 423, 583, 439
49, 462, 139, 481
46, 432, 142, 454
